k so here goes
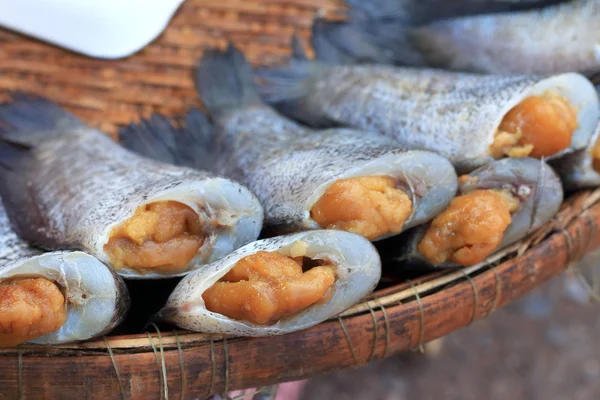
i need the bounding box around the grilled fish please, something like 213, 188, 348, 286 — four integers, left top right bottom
121, 46, 458, 242
0, 95, 264, 279
552, 121, 600, 190
258, 55, 599, 173
157, 230, 381, 336
314, 0, 565, 66
380, 158, 563, 267
408, 0, 600, 74
0, 201, 129, 347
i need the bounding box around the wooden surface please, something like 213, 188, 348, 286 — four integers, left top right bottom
0, 0, 344, 137
0, 190, 598, 399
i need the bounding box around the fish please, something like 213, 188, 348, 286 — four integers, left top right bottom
0, 201, 129, 347
379, 158, 563, 268
548, 85, 600, 190
156, 230, 381, 336
343, 0, 564, 22
311, 0, 566, 67
258, 53, 600, 173
0, 95, 264, 279
551, 122, 600, 190
120, 45, 458, 242
406, 0, 600, 75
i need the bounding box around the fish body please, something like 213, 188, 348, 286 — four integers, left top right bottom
122, 46, 458, 240
0, 96, 263, 279
409, 0, 600, 74
0, 202, 129, 345
259, 61, 599, 173
158, 230, 381, 336
382, 158, 564, 268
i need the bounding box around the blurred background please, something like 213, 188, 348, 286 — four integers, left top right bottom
302, 260, 600, 400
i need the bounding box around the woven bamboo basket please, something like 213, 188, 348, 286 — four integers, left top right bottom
0, 1, 599, 398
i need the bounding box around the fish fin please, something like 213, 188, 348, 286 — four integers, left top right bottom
0, 93, 81, 176
311, 16, 424, 66
256, 57, 339, 127
195, 45, 263, 118
311, 18, 398, 65
344, 0, 409, 20
0, 93, 84, 144
290, 33, 309, 61
119, 110, 217, 171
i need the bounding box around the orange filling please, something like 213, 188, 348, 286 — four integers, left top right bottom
490, 93, 577, 159
104, 201, 205, 273
0, 278, 67, 348
310, 176, 412, 240
203, 250, 336, 325
418, 189, 520, 266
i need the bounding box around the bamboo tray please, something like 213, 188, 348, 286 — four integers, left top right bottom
0, 1, 599, 399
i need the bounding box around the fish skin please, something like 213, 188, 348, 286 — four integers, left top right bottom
123, 111, 458, 239
410, 0, 600, 74
0, 201, 130, 345
0, 95, 264, 279
552, 123, 600, 191
0, 198, 36, 265
123, 46, 458, 239
343, 0, 565, 23
258, 60, 599, 173
380, 158, 564, 268
157, 230, 381, 336
311, 1, 566, 66
190, 46, 458, 237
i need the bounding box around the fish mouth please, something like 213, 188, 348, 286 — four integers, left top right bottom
304, 151, 457, 241
101, 179, 264, 279
160, 230, 381, 336
460, 158, 563, 250
2, 251, 127, 346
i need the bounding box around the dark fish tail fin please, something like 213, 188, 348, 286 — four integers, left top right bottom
195, 45, 263, 118
119, 109, 217, 171
0, 93, 81, 172
0, 93, 84, 144
290, 33, 309, 61
312, 16, 423, 66
311, 18, 397, 65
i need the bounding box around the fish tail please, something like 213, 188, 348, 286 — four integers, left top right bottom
0, 93, 81, 170
311, 14, 424, 66
0, 93, 83, 142
311, 18, 395, 65
118, 109, 217, 171
290, 33, 309, 61
195, 45, 263, 118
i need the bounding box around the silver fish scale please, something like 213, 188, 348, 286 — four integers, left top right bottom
0, 202, 39, 265
295, 65, 536, 172
13, 126, 218, 256
214, 106, 425, 229
413, 0, 600, 75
